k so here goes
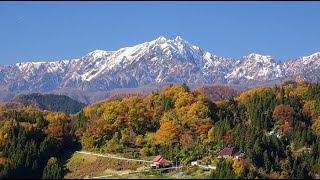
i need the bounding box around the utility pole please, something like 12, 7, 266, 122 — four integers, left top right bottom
175, 157, 178, 170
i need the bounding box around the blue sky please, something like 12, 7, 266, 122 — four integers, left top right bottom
0, 1, 319, 64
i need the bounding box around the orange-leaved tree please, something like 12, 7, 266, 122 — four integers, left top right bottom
272, 104, 295, 121
155, 121, 178, 145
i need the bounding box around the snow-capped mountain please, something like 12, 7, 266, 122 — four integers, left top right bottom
225, 53, 285, 86
0, 36, 319, 103
284, 52, 320, 82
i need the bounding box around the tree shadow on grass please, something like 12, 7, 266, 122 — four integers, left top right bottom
60, 139, 82, 177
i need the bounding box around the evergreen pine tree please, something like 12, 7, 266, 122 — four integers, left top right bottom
42, 157, 62, 179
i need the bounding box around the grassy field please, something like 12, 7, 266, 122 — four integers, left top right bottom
63, 152, 147, 179
63, 152, 212, 179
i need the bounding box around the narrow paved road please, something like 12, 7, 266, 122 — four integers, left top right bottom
75, 150, 153, 163
198, 164, 216, 170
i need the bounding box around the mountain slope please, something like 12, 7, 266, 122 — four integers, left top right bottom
284, 52, 320, 82
0, 36, 319, 103
225, 53, 285, 86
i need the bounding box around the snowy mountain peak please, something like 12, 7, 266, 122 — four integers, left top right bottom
173, 36, 188, 43
172, 36, 191, 46
151, 36, 190, 46
302, 52, 320, 60
247, 53, 272, 59
175, 36, 183, 41
153, 36, 167, 43
245, 53, 273, 63
85, 50, 110, 59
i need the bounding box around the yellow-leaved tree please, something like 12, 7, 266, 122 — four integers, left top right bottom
232, 159, 245, 176
312, 117, 320, 136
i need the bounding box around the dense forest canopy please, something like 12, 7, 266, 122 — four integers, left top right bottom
1, 79, 320, 179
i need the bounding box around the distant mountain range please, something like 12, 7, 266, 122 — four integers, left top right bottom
1, 36, 319, 103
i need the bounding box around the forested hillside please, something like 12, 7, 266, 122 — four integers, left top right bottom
1, 80, 320, 178
10, 93, 85, 114
0, 107, 84, 178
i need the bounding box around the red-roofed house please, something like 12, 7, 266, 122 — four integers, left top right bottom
153, 155, 162, 162
150, 155, 172, 168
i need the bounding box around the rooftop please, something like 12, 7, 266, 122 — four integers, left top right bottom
217, 146, 240, 156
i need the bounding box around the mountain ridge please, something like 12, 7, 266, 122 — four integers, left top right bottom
1, 36, 319, 103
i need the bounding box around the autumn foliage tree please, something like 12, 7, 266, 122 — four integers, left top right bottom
155, 121, 178, 145
312, 117, 320, 136
179, 131, 194, 147
232, 159, 246, 177
47, 125, 64, 140
221, 129, 233, 145
273, 104, 295, 121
